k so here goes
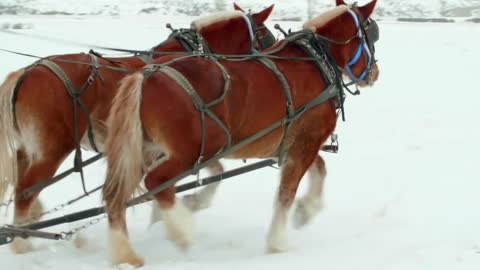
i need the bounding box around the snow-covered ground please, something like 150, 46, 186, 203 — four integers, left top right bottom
1, 14, 480, 270
2, 0, 480, 19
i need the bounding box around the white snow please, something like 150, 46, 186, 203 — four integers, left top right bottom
1, 0, 480, 18
1, 13, 480, 270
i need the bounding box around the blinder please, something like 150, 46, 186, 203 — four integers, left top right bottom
246, 13, 276, 51
163, 13, 276, 56
364, 18, 379, 53
256, 25, 276, 50
166, 28, 208, 53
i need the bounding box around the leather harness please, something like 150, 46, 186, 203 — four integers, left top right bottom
143, 30, 345, 167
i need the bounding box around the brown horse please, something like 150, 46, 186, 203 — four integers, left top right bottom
0, 5, 275, 254
102, 0, 380, 267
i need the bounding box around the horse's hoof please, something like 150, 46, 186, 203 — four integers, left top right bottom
293, 200, 310, 229
267, 246, 288, 254
164, 201, 193, 252
182, 194, 209, 212
128, 256, 145, 268
266, 227, 288, 254
182, 194, 200, 211
166, 223, 193, 252
10, 238, 34, 254
109, 228, 144, 268
266, 240, 289, 254
292, 198, 324, 230
73, 233, 89, 250
115, 255, 145, 268
149, 203, 163, 225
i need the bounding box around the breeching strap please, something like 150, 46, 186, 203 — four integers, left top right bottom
256, 57, 294, 166
147, 58, 232, 173
16, 54, 101, 198
127, 83, 340, 207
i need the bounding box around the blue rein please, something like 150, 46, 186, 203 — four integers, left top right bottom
344, 9, 372, 82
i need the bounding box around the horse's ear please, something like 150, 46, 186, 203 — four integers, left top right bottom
233, 2, 245, 12
335, 0, 346, 6
252, 4, 274, 24
358, 0, 377, 19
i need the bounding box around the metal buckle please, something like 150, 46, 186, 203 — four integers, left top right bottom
322, 134, 339, 153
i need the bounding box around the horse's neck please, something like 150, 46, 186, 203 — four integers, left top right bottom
315, 26, 352, 69
277, 32, 347, 70
151, 39, 184, 58
271, 41, 310, 59
102, 56, 145, 69
99, 39, 184, 69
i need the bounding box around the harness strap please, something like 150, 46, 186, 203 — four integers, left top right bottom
241, 13, 257, 52
128, 82, 341, 206
257, 57, 294, 166
294, 38, 335, 87
138, 29, 212, 65
296, 84, 340, 115
9, 53, 105, 199
11, 68, 32, 130
153, 64, 231, 173
158, 66, 204, 109
194, 32, 212, 54
137, 52, 154, 64
172, 29, 211, 55
33, 55, 101, 195
204, 57, 232, 148
293, 36, 345, 116
37, 56, 100, 152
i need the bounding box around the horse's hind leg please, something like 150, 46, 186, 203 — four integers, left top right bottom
107, 208, 144, 267
267, 138, 322, 253
293, 155, 327, 229
182, 160, 224, 211
145, 158, 194, 251
10, 150, 67, 254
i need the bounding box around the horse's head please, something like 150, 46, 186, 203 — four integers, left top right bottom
190, 4, 275, 55
233, 3, 277, 51
304, 0, 379, 87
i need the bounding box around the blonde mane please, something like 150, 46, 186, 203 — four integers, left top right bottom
303, 5, 349, 31
191, 11, 244, 31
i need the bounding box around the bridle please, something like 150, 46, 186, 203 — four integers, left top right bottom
343, 7, 379, 84
241, 12, 276, 52
140, 12, 276, 63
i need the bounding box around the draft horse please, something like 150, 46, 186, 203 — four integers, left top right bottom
0, 5, 276, 254
102, 0, 380, 267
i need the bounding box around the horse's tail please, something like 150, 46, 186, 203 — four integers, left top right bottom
103, 73, 145, 214
0, 70, 23, 203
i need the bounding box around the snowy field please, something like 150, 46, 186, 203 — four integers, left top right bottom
0, 14, 480, 270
